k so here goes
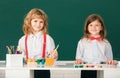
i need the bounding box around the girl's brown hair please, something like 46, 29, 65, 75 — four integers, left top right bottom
83, 14, 106, 40
23, 8, 48, 35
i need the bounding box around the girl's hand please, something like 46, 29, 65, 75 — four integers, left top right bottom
106, 60, 117, 65
50, 50, 58, 59
75, 59, 83, 64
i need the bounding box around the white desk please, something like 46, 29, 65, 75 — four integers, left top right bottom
0, 61, 120, 78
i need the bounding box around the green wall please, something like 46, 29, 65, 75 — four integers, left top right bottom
0, 0, 120, 60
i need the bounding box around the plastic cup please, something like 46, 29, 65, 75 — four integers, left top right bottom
45, 58, 54, 66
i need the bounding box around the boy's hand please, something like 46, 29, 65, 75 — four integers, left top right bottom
50, 50, 58, 59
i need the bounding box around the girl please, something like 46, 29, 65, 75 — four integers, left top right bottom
18, 8, 58, 78
75, 14, 116, 78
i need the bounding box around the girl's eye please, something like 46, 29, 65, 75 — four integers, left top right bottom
96, 24, 100, 26
89, 24, 92, 26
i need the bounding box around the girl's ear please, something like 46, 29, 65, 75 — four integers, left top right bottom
100, 26, 103, 30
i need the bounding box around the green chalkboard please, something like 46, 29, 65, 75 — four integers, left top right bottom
0, 0, 120, 60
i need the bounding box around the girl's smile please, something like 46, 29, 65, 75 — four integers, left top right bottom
88, 20, 102, 37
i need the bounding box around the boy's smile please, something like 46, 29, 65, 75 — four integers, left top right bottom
31, 18, 44, 34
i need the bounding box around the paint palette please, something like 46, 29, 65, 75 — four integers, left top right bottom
74, 64, 102, 68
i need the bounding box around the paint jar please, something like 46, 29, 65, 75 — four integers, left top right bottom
36, 59, 45, 67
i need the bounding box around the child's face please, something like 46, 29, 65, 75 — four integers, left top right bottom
88, 20, 102, 37
31, 18, 44, 34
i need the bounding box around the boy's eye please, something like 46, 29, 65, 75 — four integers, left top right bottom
40, 21, 43, 23
34, 20, 38, 22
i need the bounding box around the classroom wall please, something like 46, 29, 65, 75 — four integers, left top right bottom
0, 0, 120, 60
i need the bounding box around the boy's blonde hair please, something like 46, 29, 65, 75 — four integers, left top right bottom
84, 14, 106, 40
23, 8, 48, 35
